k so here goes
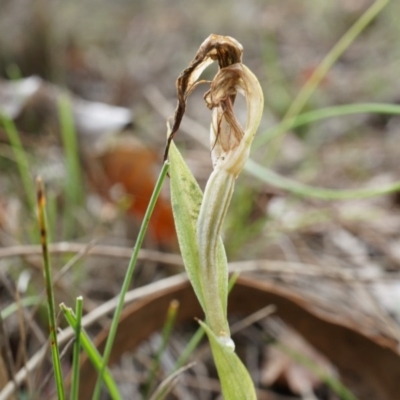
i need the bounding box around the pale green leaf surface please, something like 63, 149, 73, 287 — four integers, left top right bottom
169, 142, 228, 313
216, 232, 229, 313
199, 321, 257, 400
169, 142, 205, 309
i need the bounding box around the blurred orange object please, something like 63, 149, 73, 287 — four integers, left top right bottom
299, 65, 330, 87
89, 136, 176, 245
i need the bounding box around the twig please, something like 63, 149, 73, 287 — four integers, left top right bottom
0, 242, 184, 267
230, 305, 276, 335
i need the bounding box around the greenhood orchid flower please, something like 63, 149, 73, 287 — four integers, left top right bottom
167, 34, 264, 349
205, 62, 264, 176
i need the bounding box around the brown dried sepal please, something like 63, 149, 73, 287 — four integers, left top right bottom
204, 65, 245, 155
163, 34, 243, 161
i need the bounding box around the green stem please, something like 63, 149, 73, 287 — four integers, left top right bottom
0, 296, 41, 320
143, 300, 179, 399
254, 102, 400, 149
1, 113, 36, 212
58, 94, 84, 238
275, 342, 357, 400
36, 177, 66, 400
197, 169, 234, 340
70, 296, 83, 400
92, 162, 170, 400
58, 94, 84, 206
245, 158, 400, 200
60, 304, 122, 400
266, 0, 391, 163
288, 0, 390, 119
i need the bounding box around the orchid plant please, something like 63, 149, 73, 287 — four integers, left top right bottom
167, 34, 264, 399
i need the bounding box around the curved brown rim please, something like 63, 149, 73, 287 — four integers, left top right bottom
78, 276, 400, 399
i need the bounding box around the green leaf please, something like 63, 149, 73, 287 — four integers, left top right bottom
169, 142, 205, 309
169, 142, 229, 314
199, 321, 257, 400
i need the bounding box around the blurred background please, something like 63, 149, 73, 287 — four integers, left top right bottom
1, 0, 400, 399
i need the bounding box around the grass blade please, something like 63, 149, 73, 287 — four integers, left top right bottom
36, 177, 66, 400
266, 0, 391, 163
60, 304, 122, 400
1, 113, 35, 212
245, 158, 400, 200
249, 102, 400, 200
57, 94, 84, 207
274, 341, 357, 400
143, 300, 179, 399
173, 328, 204, 372
92, 161, 170, 400
0, 296, 41, 320
58, 94, 84, 238
70, 296, 83, 400
286, 0, 391, 119
254, 102, 400, 149
149, 363, 195, 400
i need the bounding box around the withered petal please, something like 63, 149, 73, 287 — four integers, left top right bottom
164, 34, 244, 161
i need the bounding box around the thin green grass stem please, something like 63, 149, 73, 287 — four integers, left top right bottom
266, 0, 391, 164
245, 158, 400, 200
60, 304, 122, 400
92, 161, 170, 400
227, 272, 240, 291
36, 177, 66, 400
149, 363, 196, 400
58, 94, 84, 238
275, 342, 357, 400
143, 300, 179, 399
46, 189, 58, 242
70, 296, 83, 400
174, 327, 204, 372
58, 94, 84, 207
1, 113, 36, 212
0, 296, 41, 320
254, 103, 400, 150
